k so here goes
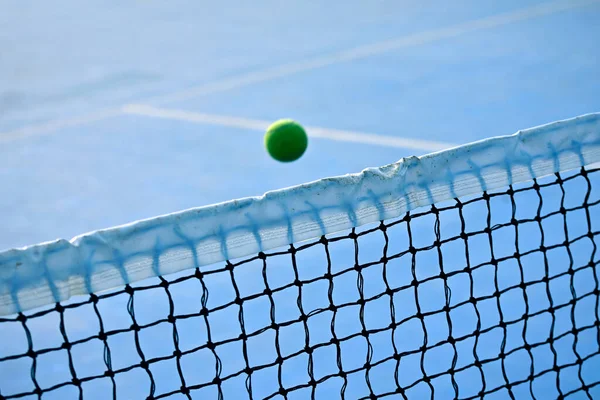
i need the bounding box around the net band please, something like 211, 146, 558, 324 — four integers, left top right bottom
1, 113, 600, 315
2, 166, 599, 399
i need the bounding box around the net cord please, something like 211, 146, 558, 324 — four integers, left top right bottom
1, 113, 599, 315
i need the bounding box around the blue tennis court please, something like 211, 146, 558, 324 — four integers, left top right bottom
1, 1, 600, 399
1, 0, 599, 250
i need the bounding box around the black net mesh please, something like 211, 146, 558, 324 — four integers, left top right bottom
1, 167, 600, 400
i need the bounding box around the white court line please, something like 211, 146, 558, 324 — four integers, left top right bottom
0, 109, 122, 144
1, 0, 597, 143
147, 0, 600, 106
122, 104, 456, 152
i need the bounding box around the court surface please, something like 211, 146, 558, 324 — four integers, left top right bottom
1, 0, 599, 250
1, 1, 600, 399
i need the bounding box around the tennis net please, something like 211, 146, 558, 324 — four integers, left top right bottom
1, 113, 600, 399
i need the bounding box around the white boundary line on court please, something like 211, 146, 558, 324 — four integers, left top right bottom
122, 104, 455, 152
146, 0, 600, 106
0, 109, 122, 144
0, 0, 597, 145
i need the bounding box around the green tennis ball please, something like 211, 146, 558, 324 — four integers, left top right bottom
264, 119, 308, 162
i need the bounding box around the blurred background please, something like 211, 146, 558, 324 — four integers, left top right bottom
1, 0, 599, 250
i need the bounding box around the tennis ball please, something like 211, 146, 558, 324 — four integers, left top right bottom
264, 119, 308, 162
